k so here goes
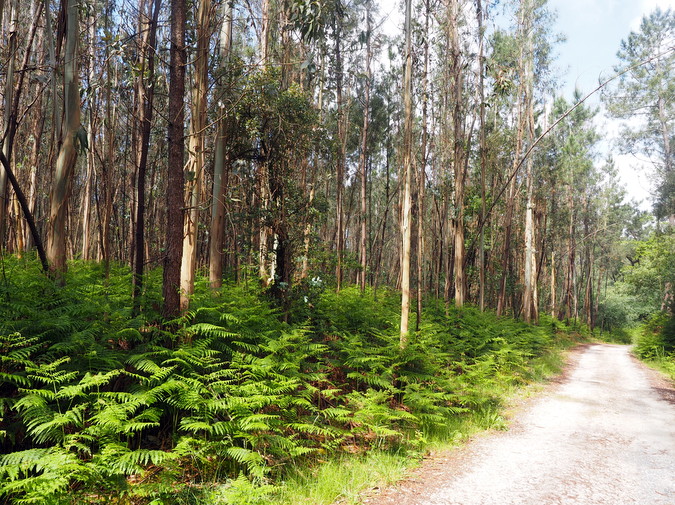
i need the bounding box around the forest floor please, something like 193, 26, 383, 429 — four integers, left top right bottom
359, 344, 675, 505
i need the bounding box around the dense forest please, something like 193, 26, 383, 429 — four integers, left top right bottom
0, 0, 673, 503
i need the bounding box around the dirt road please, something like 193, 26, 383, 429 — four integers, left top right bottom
364, 344, 675, 505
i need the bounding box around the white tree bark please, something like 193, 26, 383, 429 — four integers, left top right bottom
181, 0, 211, 310
400, 0, 414, 345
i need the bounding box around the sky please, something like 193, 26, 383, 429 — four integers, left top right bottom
547, 0, 675, 210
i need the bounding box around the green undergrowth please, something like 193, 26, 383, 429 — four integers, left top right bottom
632, 313, 675, 382
0, 258, 584, 505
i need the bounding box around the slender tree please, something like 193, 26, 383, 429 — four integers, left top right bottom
47, 0, 81, 277
400, 0, 414, 345
358, 3, 372, 292
448, 0, 468, 307
132, 0, 160, 306
417, 0, 431, 328
521, 0, 538, 323
81, 7, 97, 261
180, 0, 211, 310
163, 0, 187, 318
0, 0, 17, 245
334, 13, 346, 293
209, 0, 235, 289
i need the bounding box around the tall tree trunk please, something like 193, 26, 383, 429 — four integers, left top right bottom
550, 250, 556, 318
0, 0, 17, 247
81, 7, 97, 261
300, 57, 324, 281
24, 0, 44, 252
497, 0, 529, 316
180, 0, 211, 311
163, 0, 186, 318
334, 19, 345, 292
449, 0, 466, 308
521, 0, 538, 323
358, 7, 372, 292
209, 0, 234, 289
47, 0, 80, 277
100, 16, 117, 274
400, 0, 414, 345
417, 0, 430, 328
133, 0, 160, 307
257, 0, 272, 285
476, 0, 487, 311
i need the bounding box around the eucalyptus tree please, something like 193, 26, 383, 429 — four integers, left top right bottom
180, 0, 211, 311
520, 0, 538, 323
400, 0, 414, 344
0, 0, 17, 245
446, 0, 474, 308
333, 4, 347, 292
487, 0, 557, 317
476, 0, 487, 311
47, 0, 82, 277
81, 2, 99, 261
209, 0, 235, 289
417, 0, 432, 326
357, 0, 373, 293
257, 0, 272, 285
546, 94, 600, 321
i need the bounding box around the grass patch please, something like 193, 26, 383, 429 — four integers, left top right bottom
270, 451, 413, 505
642, 358, 675, 382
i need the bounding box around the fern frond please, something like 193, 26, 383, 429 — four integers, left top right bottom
320, 407, 351, 420
54, 370, 120, 400
0, 446, 91, 505
287, 422, 334, 437
185, 322, 237, 340
224, 447, 266, 478
0, 371, 31, 387
236, 413, 279, 432
106, 447, 178, 475
24, 404, 86, 445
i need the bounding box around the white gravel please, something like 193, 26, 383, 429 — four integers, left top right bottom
424, 344, 675, 505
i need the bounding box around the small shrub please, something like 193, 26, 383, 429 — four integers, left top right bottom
634, 313, 671, 360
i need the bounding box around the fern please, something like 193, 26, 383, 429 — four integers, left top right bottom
101, 445, 178, 475
0, 447, 92, 505
0, 258, 577, 502
224, 447, 266, 479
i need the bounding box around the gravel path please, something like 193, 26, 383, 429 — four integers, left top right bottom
363, 344, 675, 505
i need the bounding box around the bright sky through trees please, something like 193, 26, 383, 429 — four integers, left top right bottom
380, 0, 674, 210
549, 0, 675, 210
